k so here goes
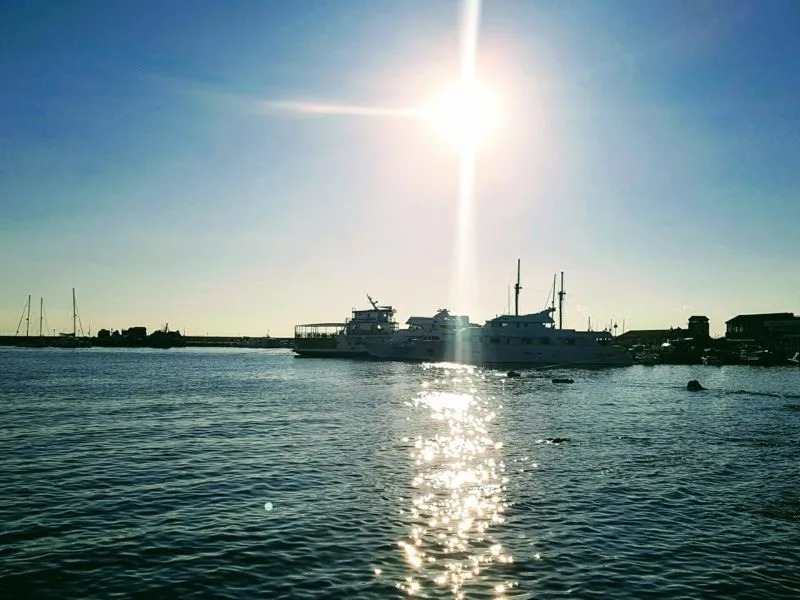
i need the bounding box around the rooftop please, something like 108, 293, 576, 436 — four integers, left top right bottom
725, 313, 795, 324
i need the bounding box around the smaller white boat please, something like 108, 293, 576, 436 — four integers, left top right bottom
293, 295, 398, 358
364, 309, 475, 361
637, 352, 661, 365
701, 354, 724, 366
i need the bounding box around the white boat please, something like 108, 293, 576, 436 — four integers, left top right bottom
368, 308, 631, 367
363, 308, 475, 360
367, 262, 633, 368
637, 352, 661, 365
293, 295, 398, 358
701, 350, 724, 366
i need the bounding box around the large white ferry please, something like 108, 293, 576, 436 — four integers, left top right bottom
293, 295, 398, 358
366, 262, 633, 368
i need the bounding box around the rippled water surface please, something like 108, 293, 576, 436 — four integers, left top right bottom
2, 347, 800, 599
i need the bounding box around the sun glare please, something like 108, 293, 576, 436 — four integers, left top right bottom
426, 81, 501, 148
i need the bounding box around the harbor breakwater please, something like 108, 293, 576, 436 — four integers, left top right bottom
0, 335, 293, 349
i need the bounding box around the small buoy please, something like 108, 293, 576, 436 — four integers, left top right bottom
264, 502, 274, 511
507, 370, 521, 378
687, 380, 705, 391
552, 378, 574, 384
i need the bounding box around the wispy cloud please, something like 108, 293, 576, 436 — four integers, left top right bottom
147, 73, 425, 120
257, 100, 424, 119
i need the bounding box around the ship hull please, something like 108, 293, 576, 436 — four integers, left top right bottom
293, 348, 372, 358
293, 334, 389, 359
366, 339, 633, 368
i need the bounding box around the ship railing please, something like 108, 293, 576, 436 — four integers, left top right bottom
343, 316, 399, 332
294, 323, 346, 339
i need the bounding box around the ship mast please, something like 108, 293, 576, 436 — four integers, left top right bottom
366, 293, 379, 310
514, 258, 522, 316
558, 272, 566, 330
39, 297, 43, 337
26, 294, 31, 336
14, 295, 30, 336
72, 288, 77, 337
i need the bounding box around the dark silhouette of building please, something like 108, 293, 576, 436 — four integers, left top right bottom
615, 315, 710, 348
123, 326, 147, 341
725, 313, 800, 353
615, 328, 684, 347
688, 315, 710, 339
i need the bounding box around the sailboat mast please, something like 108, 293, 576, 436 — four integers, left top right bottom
26, 294, 31, 336
514, 258, 521, 317
558, 272, 565, 330
72, 288, 77, 337
39, 298, 43, 337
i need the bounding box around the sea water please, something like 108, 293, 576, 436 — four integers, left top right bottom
1, 347, 799, 598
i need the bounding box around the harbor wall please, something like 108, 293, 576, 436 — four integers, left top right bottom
0, 335, 293, 348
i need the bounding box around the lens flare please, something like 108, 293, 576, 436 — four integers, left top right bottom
426, 81, 501, 148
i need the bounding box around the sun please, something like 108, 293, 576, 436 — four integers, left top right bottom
426, 81, 501, 148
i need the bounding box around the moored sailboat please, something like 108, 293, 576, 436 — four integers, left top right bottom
53, 288, 91, 348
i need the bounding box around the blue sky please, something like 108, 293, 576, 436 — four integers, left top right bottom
1, 0, 798, 337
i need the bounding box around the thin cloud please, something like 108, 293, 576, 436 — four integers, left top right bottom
258, 100, 424, 119
146, 73, 425, 120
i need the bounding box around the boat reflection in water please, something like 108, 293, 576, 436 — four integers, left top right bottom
396, 363, 516, 597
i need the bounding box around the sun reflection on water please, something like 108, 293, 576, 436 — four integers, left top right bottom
395, 364, 516, 597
